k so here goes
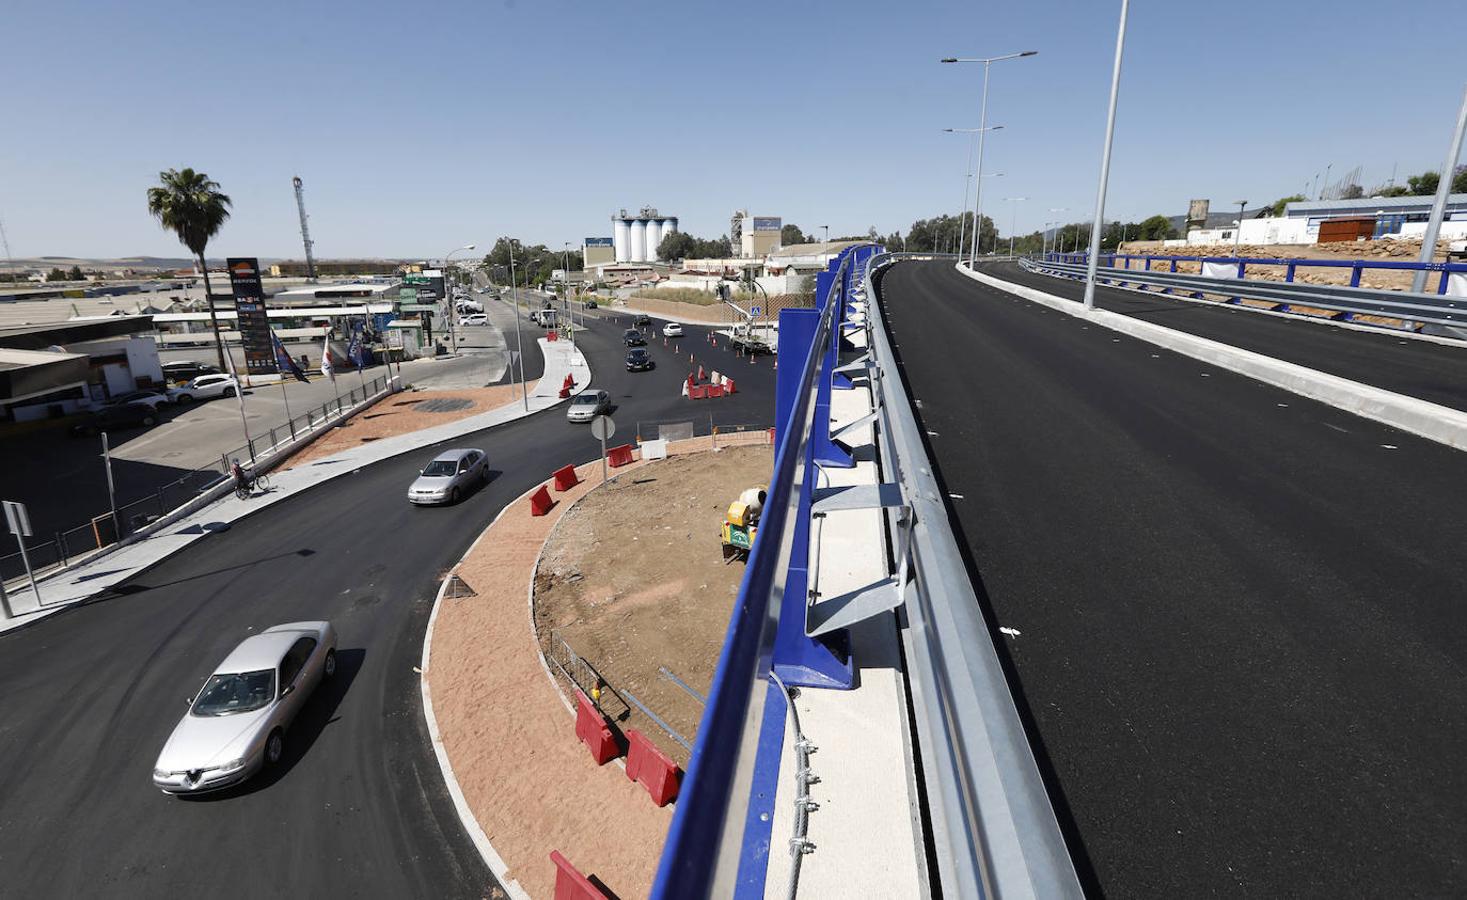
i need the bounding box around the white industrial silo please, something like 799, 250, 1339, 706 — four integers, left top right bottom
662, 217, 678, 241
645, 219, 664, 260
613, 217, 631, 262
630, 219, 648, 262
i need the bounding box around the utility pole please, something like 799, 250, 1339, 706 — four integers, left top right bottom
293, 176, 316, 281
1082, 0, 1129, 312
1412, 83, 1467, 293
1234, 200, 1248, 256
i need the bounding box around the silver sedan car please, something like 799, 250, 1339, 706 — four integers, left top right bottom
566, 390, 611, 423
407, 447, 488, 505
153, 621, 337, 794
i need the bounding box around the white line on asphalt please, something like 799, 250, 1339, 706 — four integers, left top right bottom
1382, 444, 1399, 450
948, 493, 964, 500
1325, 423, 1350, 433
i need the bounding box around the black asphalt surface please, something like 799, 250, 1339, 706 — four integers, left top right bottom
0, 312, 773, 897
877, 261, 1467, 897
989, 260, 1467, 412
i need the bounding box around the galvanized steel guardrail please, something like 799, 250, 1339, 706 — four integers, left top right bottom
650, 247, 1080, 899
1022, 257, 1467, 330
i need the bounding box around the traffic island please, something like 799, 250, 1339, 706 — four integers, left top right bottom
423, 441, 772, 898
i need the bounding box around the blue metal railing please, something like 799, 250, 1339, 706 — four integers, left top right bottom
1045, 251, 1467, 294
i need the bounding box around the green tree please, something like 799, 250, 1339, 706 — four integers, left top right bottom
1137, 214, 1175, 241
1408, 171, 1440, 196
1456, 166, 1467, 193
658, 230, 697, 261
780, 224, 807, 245
68, 265, 84, 280
146, 167, 232, 370
1271, 194, 1306, 216
1377, 185, 1410, 197
47, 267, 69, 282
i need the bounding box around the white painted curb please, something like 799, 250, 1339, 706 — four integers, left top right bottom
957, 263, 1467, 452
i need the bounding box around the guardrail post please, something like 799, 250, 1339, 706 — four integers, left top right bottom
1286, 261, 1297, 283
1439, 269, 1451, 295
56, 532, 67, 567
1350, 262, 1363, 288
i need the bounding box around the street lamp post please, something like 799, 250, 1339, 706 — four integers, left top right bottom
1046, 208, 1069, 258
944, 126, 1003, 261
507, 241, 527, 411
442, 244, 475, 354
1234, 200, 1247, 256
942, 50, 1038, 266
1003, 197, 1028, 257
1412, 83, 1467, 293
1082, 2, 1128, 312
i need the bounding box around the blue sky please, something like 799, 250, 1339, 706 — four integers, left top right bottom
2, 0, 1463, 259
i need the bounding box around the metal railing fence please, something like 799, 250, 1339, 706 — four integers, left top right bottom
1021, 257, 1467, 330
1044, 250, 1467, 295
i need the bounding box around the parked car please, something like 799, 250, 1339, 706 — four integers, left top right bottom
662, 322, 683, 338
162, 361, 221, 383
69, 402, 159, 437
153, 621, 338, 795
623, 328, 646, 347
168, 374, 239, 403
460, 314, 489, 326
626, 348, 654, 372
633, 314, 652, 327
584, 299, 598, 309
566, 390, 611, 423
407, 448, 489, 505
104, 389, 173, 410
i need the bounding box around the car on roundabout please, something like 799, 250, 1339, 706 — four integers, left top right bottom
104, 389, 173, 410
567, 389, 611, 423
623, 328, 646, 347
662, 322, 683, 338
153, 621, 338, 795
633, 314, 652, 328
168, 373, 239, 403
407, 448, 489, 505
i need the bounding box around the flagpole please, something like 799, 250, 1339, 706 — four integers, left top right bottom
218, 338, 256, 462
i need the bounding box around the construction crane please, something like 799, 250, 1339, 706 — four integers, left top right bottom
293, 176, 316, 281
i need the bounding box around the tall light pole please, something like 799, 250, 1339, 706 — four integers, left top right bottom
1081, 1, 1128, 312
1046, 208, 1068, 258
1003, 197, 1028, 257
442, 243, 475, 353
1233, 200, 1247, 255
1412, 83, 1467, 293
945, 126, 1003, 260
942, 50, 1038, 266
507, 240, 527, 411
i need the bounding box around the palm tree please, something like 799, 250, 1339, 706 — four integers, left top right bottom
147, 168, 232, 370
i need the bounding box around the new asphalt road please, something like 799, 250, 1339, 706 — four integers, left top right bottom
988, 260, 1467, 412
877, 260, 1467, 897
0, 310, 774, 897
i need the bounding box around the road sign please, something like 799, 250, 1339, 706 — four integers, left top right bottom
399, 304, 437, 312
403, 274, 429, 285
591, 415, 616, 483
227, 258, 278, 377
750, 305, 762, 317
4, 500, 32, 537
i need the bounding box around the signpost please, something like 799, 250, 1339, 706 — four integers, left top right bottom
4, 499, 40, 608
590, 415, 616, 484
226, 258, 277, 377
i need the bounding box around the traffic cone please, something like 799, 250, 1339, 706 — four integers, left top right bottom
698, 365, 705, 382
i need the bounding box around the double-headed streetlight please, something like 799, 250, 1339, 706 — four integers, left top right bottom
442, 243, 475, 353
1082, 1, 1128, 311
942, 50, 1038, 265
944, 126, 1003, 259
1002, 197, 1029, 257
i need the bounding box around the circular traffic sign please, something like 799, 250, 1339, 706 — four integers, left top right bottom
590, 415, 616, 441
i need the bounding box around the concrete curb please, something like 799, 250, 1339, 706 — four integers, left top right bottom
958, 263, 1467, 452
420, 492, 536, 900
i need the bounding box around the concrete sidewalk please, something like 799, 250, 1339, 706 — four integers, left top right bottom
0, 338, 589, 634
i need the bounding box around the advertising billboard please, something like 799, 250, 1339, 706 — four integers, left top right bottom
751, 217, 782, 232
583, 237, 614, 247
226, 257, 277, 376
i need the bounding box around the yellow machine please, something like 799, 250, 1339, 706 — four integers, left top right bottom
721, 487, 767, 560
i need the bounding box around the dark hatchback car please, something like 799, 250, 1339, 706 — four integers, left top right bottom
162, 361, 221, 383
626, 348, 654, 371
70, 402, 159, 437
633, 314, 652, 327
623, 328, 647, 347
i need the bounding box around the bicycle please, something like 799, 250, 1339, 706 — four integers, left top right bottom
233, 469, 270, 499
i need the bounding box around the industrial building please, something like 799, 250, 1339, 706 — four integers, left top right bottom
1281, 194, 1467, 240
730, 210, 783, 258
582, 237, 615, 269
611, 207, 678, 262
0, 317, 164, 422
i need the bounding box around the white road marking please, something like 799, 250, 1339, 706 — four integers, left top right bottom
948, 493, 964, 500
1277, 403, 1289, 408
999, 626, 1021, 638
1324, 423, 1350, 434
1381, 444, 1399, 450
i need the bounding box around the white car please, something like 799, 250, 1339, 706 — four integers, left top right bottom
103, 389, 173, 410
460, 314, 489, 326
662, 322, 683, 338
153, 622, 338, 794
168, 374, 239, 403
567, 390, 611, 423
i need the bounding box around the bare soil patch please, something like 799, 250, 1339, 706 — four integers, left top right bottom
279, 383, 533, 469
533, 444, 774, 764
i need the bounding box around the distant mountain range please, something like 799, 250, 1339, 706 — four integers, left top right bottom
11, 256, 283, 270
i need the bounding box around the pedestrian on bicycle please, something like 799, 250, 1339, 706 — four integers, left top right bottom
231, 459, 248, 494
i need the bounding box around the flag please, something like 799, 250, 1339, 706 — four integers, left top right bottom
272, 330, 309, 384
347, 317, 369, 370
320, 335, 336, 382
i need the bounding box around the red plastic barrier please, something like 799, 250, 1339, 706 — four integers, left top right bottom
530, 485, 555, 516
607, 444, 635, 468
574, 690, 619, 765
706, 384, 724, 398
552, 464, 579, 491
550, 850, 609, 900
547, 330, 559, 342
724, 377, 736, 394
697, 365, 705, 382
688, 384, 707, 400
625, 729, 683, 807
